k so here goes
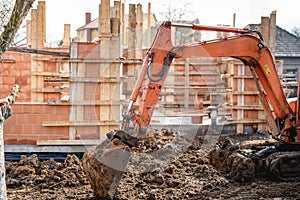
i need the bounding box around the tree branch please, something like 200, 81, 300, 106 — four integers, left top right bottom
0, 0, 35, 57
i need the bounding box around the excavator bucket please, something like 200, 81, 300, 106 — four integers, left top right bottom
82, 131, 138, 199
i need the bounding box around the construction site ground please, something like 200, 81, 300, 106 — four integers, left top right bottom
5, 129, 300, 200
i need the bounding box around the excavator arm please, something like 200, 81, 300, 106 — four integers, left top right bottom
121, 21, 295, 144
82, 22, 300, 197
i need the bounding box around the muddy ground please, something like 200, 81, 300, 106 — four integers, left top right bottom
5, 130, 300, 200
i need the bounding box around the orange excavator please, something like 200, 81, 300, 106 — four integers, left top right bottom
82, 21, 300, 198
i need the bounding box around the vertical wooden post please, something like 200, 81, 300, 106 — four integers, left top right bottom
237, 64, 244, 133
69, 43, 84, 140
229, 61, 234, 110
184, 58, 190, 108
99, 0, 112, 136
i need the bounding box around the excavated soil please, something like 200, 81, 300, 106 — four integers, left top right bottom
6, 129, 300, 199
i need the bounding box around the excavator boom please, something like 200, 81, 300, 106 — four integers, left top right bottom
123, 21, 297, 143
83, 21, 300, 198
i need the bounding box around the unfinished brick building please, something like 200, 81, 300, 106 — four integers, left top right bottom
2, 1, 289, 154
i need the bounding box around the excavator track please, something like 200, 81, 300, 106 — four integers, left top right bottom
209, 137, 300, 181
266, 151, 300, 181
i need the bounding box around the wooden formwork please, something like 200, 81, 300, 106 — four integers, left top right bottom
1, 1, 273, 148
152, 57, 267, 133
223, 59, 267, 133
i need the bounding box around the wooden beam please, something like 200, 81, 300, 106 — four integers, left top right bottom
42, 121, 118, 127
7, 47, 70, 57
37, 140, 103, 146
228, 105, 264, 110
32, 72, 60, 76
227, 119, 267, 124
69, 77, 120, 83
47, 100, 126, 106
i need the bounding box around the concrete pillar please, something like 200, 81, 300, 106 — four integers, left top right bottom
37, 1, 46, 49
111, 1, 120, 35
113, 1, 120, 18
111, 2, 121, 131
99, 0, 111, 36
136, 3, 143, 59
269, 11, 277, 53
148, 2, 151, 27
233, 13, 236, 27
63, 24, 71, 47
261, 16, 270, 47
30, 9, 37, 49
147, 2, 151, 47
26, 20, 32, 46
121, 2, 125, 45
128, 4, 136, 59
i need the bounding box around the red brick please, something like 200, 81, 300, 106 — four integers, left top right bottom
11, 104, 23, 114
8, 114, 26, 125
15, 77, 28, 85
4, 124, 25, 134
21, 69, 31, 77
4, 138, 18, 145
19, 104, 35, 114
15, 62, 28, 70
33, 105, 53, 114
27, 115, 45, 124
3, 77, 16, 85
54, 105, 69, 115
0, 68, 10, 76
44, 62, 57, 72
19, 84, 31, 93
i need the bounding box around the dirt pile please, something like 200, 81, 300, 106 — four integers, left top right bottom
5, 129, 300, 200
6, 154, 89, 189
115, 133, 230, 200
208, 137, 255, 182
6, 154, 94, 200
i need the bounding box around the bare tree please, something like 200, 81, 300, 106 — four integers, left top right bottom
0, 0, 35, 57
157, 0, 193, 22
0, 0, 35, 199
292, 26, 300, 37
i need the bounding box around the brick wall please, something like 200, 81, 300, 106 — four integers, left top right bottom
4, 103, 69, 144
0, 51, 31, 101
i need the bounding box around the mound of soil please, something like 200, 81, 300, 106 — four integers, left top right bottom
6, 154, 94, 200
5, 129, 300, 200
